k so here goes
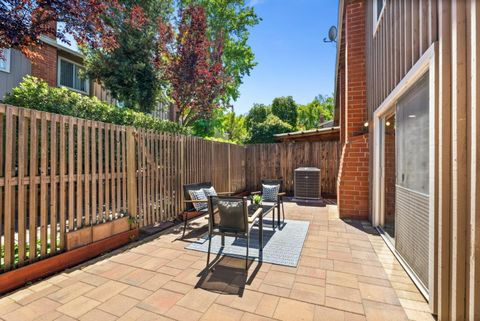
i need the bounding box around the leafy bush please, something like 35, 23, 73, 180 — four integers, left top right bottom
3, 76, 189, 134
245, 103, 270, 129
271, 96, 298, 128
247, 114, 293, 144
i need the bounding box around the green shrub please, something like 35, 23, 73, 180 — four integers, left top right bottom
247, 114, 293, 144
3, 76, 189, 135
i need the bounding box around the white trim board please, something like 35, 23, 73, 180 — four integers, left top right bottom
372, 42, 438, 306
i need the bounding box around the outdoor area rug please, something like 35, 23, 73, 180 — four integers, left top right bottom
186, 219, 309, 267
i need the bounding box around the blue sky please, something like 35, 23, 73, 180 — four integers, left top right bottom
233, 0, 339, 115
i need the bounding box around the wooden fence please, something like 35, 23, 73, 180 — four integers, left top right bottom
0, 103, 339, 273
135, 131, 246, 228
245, 141, 341, 196
0, 104, 246, 272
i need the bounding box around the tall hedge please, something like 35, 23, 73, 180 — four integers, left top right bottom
3, 76, 189, 135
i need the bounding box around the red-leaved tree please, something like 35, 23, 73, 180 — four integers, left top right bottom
157, 5, 227, 126
0, 0, 127, 58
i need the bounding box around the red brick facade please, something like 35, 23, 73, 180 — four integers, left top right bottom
336, 0, 370, 219
337, 135, 369, 217
31, 44, 57, 87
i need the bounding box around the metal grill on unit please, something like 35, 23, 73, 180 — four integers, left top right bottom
294, 167, 321, 199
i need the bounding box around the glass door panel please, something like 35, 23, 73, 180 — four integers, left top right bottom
383, 113, 396, 241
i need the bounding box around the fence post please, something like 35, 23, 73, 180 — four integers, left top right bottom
126, 127, 137, 220
228, 144, 231, 192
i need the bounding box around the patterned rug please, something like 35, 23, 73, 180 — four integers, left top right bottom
185, 219, 309, 267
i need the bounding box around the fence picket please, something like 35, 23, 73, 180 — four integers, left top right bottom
76, 119, 83, 229
49, 115, 57, 252
17, 109, 26, 264
3, 107, 13, 269
59, 117, 66, 249
28, 111, 38, 260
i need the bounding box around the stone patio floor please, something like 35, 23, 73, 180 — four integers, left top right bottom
0, 201, 435, 321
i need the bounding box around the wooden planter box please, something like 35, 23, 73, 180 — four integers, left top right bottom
0, 228, 139, 295
67, 217, 131, 251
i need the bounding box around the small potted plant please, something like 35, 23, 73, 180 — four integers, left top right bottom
251, 194, 263, 210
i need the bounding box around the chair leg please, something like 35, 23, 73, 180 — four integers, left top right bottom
245, 235, 249, 271
282, 200, 285, 222
277, 202, 281, 226
182, 213, 188, 238
272, 207, 275, 230
206, 234, 212, 270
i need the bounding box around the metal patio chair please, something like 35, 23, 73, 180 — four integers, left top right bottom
206, 196, 252, 271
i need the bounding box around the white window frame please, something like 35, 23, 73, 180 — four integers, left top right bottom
0, 48, 11, 73
373, 0, 387, 35
372, 43, 438, 307
57, 57, 89, 94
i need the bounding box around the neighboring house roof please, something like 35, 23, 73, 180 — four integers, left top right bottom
274, 126, 340, 142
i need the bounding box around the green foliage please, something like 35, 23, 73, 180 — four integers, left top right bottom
1, 239, 53, 268
82, 0, 174, 113
297, 94, 334, 130
247, 114, 293, 144
271, 96, 298, 128
191, 108, 225, 138
191, 108, 247, 144
179, 0, 260, 105
252, 194, 262, 204
4, 76, 188, 134
221, 111, 248, 144
245, 103, 270, 129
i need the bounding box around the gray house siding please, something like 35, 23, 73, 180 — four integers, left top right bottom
0, 49, 31, 100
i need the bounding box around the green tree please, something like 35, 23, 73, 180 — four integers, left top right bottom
314, 94, 334, 120
83, 0, 174, 113
192, 108, 247, 144
222, 111, 248, 143
297, 94, 334, 130
191, 108, 225, 137
271, 96, 298, 128
247, 114, 293, 144
179, 0, 260, 105
245, 103, 270, 128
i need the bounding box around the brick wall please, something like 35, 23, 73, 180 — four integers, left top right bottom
31, 21, 57, 87
31, 44, 57, 87
337, 134, 369, 217
336, 0, 369, 219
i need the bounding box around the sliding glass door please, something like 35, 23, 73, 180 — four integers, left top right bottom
381, 73, 430, 290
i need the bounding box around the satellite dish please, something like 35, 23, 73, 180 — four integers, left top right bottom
323, 26, 337, 43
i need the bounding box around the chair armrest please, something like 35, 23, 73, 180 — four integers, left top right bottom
217, 191, 234, 195
248, 208, 263, 223
278, 192, 286, 196
183, 199, 207, 203
250, 191, 261, 195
